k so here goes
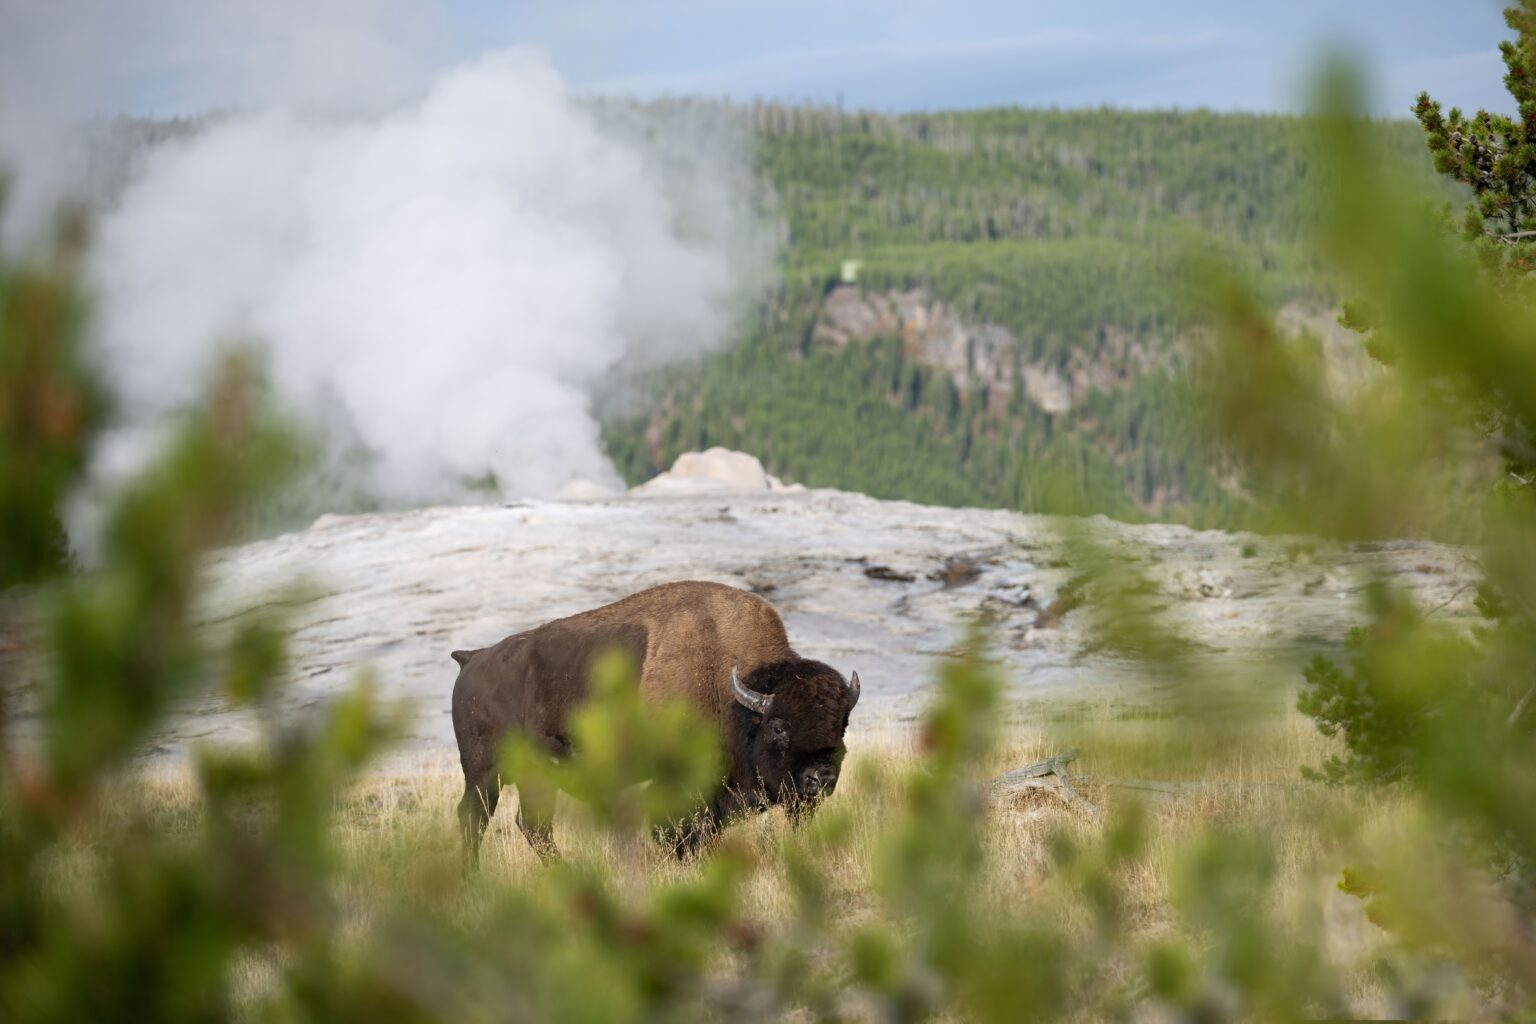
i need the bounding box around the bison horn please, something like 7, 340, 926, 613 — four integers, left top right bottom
729, 665, 773, 715
847, 670, 860, 709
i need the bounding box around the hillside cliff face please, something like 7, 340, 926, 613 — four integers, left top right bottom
608, 273, 1387, 524
602, 106, 1448, 524
813, 284, 1167, 413
72, 478, 1465, 764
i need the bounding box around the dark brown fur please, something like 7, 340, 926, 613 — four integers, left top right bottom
451, 581, 856, 863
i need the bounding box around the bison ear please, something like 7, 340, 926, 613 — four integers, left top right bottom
451, 650, 476, 668
730, 665, 773, 715
846, 670, 860, 710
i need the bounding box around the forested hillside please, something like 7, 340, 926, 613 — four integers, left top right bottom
601, 104, 1444, 525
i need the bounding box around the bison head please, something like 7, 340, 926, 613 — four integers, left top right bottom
728, 659, 859, 812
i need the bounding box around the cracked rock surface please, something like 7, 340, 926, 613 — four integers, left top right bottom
8, 488, 1481, 765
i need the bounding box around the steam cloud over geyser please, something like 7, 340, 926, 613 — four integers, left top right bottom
82, 50, 772, 506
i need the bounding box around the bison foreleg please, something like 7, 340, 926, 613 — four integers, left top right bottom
785, 791, 827, 830
649, 808, 710, 859
665, 810, 717, 859
663, 788, 755, 859
458, 774, 500, 873
515, 778, 558, 862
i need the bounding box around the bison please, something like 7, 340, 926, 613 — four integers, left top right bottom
450, 580, 859, 864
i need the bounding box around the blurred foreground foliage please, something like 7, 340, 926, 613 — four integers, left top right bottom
1198, 12, 1536, 1011
0, 190, 1393, 1020
9, 18, 1536, 1020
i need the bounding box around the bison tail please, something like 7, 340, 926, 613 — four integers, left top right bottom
451, 649, 481, 668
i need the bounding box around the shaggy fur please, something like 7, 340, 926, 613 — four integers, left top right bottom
451, 581, 856, 864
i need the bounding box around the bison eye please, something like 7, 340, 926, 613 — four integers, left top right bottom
766, 717, 790, 751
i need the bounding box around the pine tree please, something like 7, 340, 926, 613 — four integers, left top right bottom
1292, 7, 1536, 791
1407, 2, 1536, 485
1415, 1, 1536, 256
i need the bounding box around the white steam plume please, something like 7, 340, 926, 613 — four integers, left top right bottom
93, 50, 771, 503
2, 2, 777, 514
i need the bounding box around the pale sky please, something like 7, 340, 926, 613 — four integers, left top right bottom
0, 0, 1519, 118
477, 0, 1515, 116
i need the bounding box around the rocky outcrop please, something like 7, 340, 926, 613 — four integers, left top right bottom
811, 287, 1369, 419
627, 448, 803, 497
1274, 302, 1387, 399
814, 286, 1002, 386
812, 285, 1165, 413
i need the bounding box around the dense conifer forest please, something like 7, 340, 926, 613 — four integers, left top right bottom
601, 105, 1446, 525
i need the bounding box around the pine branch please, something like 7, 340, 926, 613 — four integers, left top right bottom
1509, 684, 1536, 728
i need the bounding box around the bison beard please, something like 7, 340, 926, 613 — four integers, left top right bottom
450, 581, 859, 865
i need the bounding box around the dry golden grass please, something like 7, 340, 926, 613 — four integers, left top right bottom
74, 704, 1417, 1016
